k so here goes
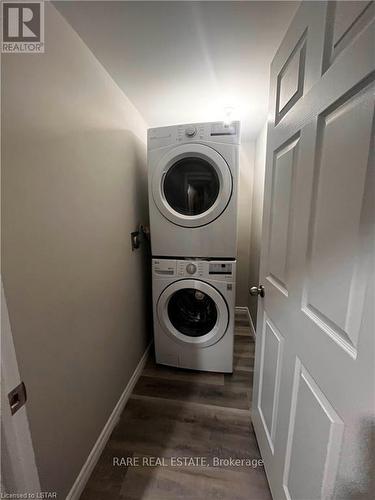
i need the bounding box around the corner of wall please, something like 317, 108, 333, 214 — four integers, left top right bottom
247, 122, 268, 328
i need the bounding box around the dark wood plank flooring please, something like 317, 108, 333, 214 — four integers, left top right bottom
80, 311, 272, 500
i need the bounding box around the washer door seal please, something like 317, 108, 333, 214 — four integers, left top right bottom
152, 144, 232, 228
157, 279, 229, 347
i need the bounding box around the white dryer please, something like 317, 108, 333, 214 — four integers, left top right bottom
148, 121, 240, 258
152, 258, 235, 373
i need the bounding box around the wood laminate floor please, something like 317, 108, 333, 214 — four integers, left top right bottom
80, 311, 272, 500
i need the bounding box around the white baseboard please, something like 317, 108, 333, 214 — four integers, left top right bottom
235, 306, 251, 324
235, 306, 256, 338
66, 343, 151, 500
249, 313, 256, 339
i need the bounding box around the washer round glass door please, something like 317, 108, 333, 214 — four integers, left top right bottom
152, 144, 232, 227
157, 279, 229, 347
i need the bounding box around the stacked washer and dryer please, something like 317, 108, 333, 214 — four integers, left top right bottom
147, 121, 240, 373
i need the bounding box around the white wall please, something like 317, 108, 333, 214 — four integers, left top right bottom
2, 3, 150, 497
248, 123, 268, 325
236, 142, 255, 307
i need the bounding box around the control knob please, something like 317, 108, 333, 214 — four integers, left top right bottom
186, 263, 197, 275
185, 126, 197, 137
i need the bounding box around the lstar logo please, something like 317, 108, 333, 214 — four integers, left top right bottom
2, 1, 45, 53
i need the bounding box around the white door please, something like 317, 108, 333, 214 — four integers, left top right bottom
1, 283, 41, 494
252, 2, 374, 499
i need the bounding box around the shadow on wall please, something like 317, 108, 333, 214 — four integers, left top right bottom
2, 127, 152, 498
236, 142, 255, 308
248, 124, 267, 328
2, 3, 152, 497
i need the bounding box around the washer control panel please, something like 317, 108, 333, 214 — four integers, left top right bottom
209, 262, 233, 275
177, 260, 204, 278
186, 263, 197, 274
153, 259, 176, 276
153, 259, 236, 281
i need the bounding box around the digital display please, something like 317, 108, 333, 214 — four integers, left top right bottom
210, 122, 237, 136
209, 263, 232, 275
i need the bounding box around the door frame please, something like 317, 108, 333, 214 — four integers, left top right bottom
1, 281, 41, 494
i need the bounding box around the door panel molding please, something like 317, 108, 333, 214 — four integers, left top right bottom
324, 1, 374, 69
269, 19, 374, 153
267, 134, 300, 296
258, 314, 284, 454
276, 32, 307, 124
301, 83, 374, 359
283, 358, 344, 500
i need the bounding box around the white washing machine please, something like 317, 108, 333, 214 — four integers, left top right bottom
148, 121, 240, 258
152, 258, 236, 373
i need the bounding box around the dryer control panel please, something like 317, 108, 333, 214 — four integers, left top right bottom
148, 121, 241, 150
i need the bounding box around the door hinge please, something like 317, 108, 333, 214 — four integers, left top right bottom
8, 381, 27, 415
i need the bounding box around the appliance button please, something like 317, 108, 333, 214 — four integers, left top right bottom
185, 126, 197, 137
186, 263, 197, 274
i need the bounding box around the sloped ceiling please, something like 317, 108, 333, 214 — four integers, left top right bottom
55, 1, 299, 141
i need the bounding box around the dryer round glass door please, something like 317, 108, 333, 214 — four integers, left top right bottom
152, 144, 232, 227
163, 157, 220, 216
157, 279, 229, 347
